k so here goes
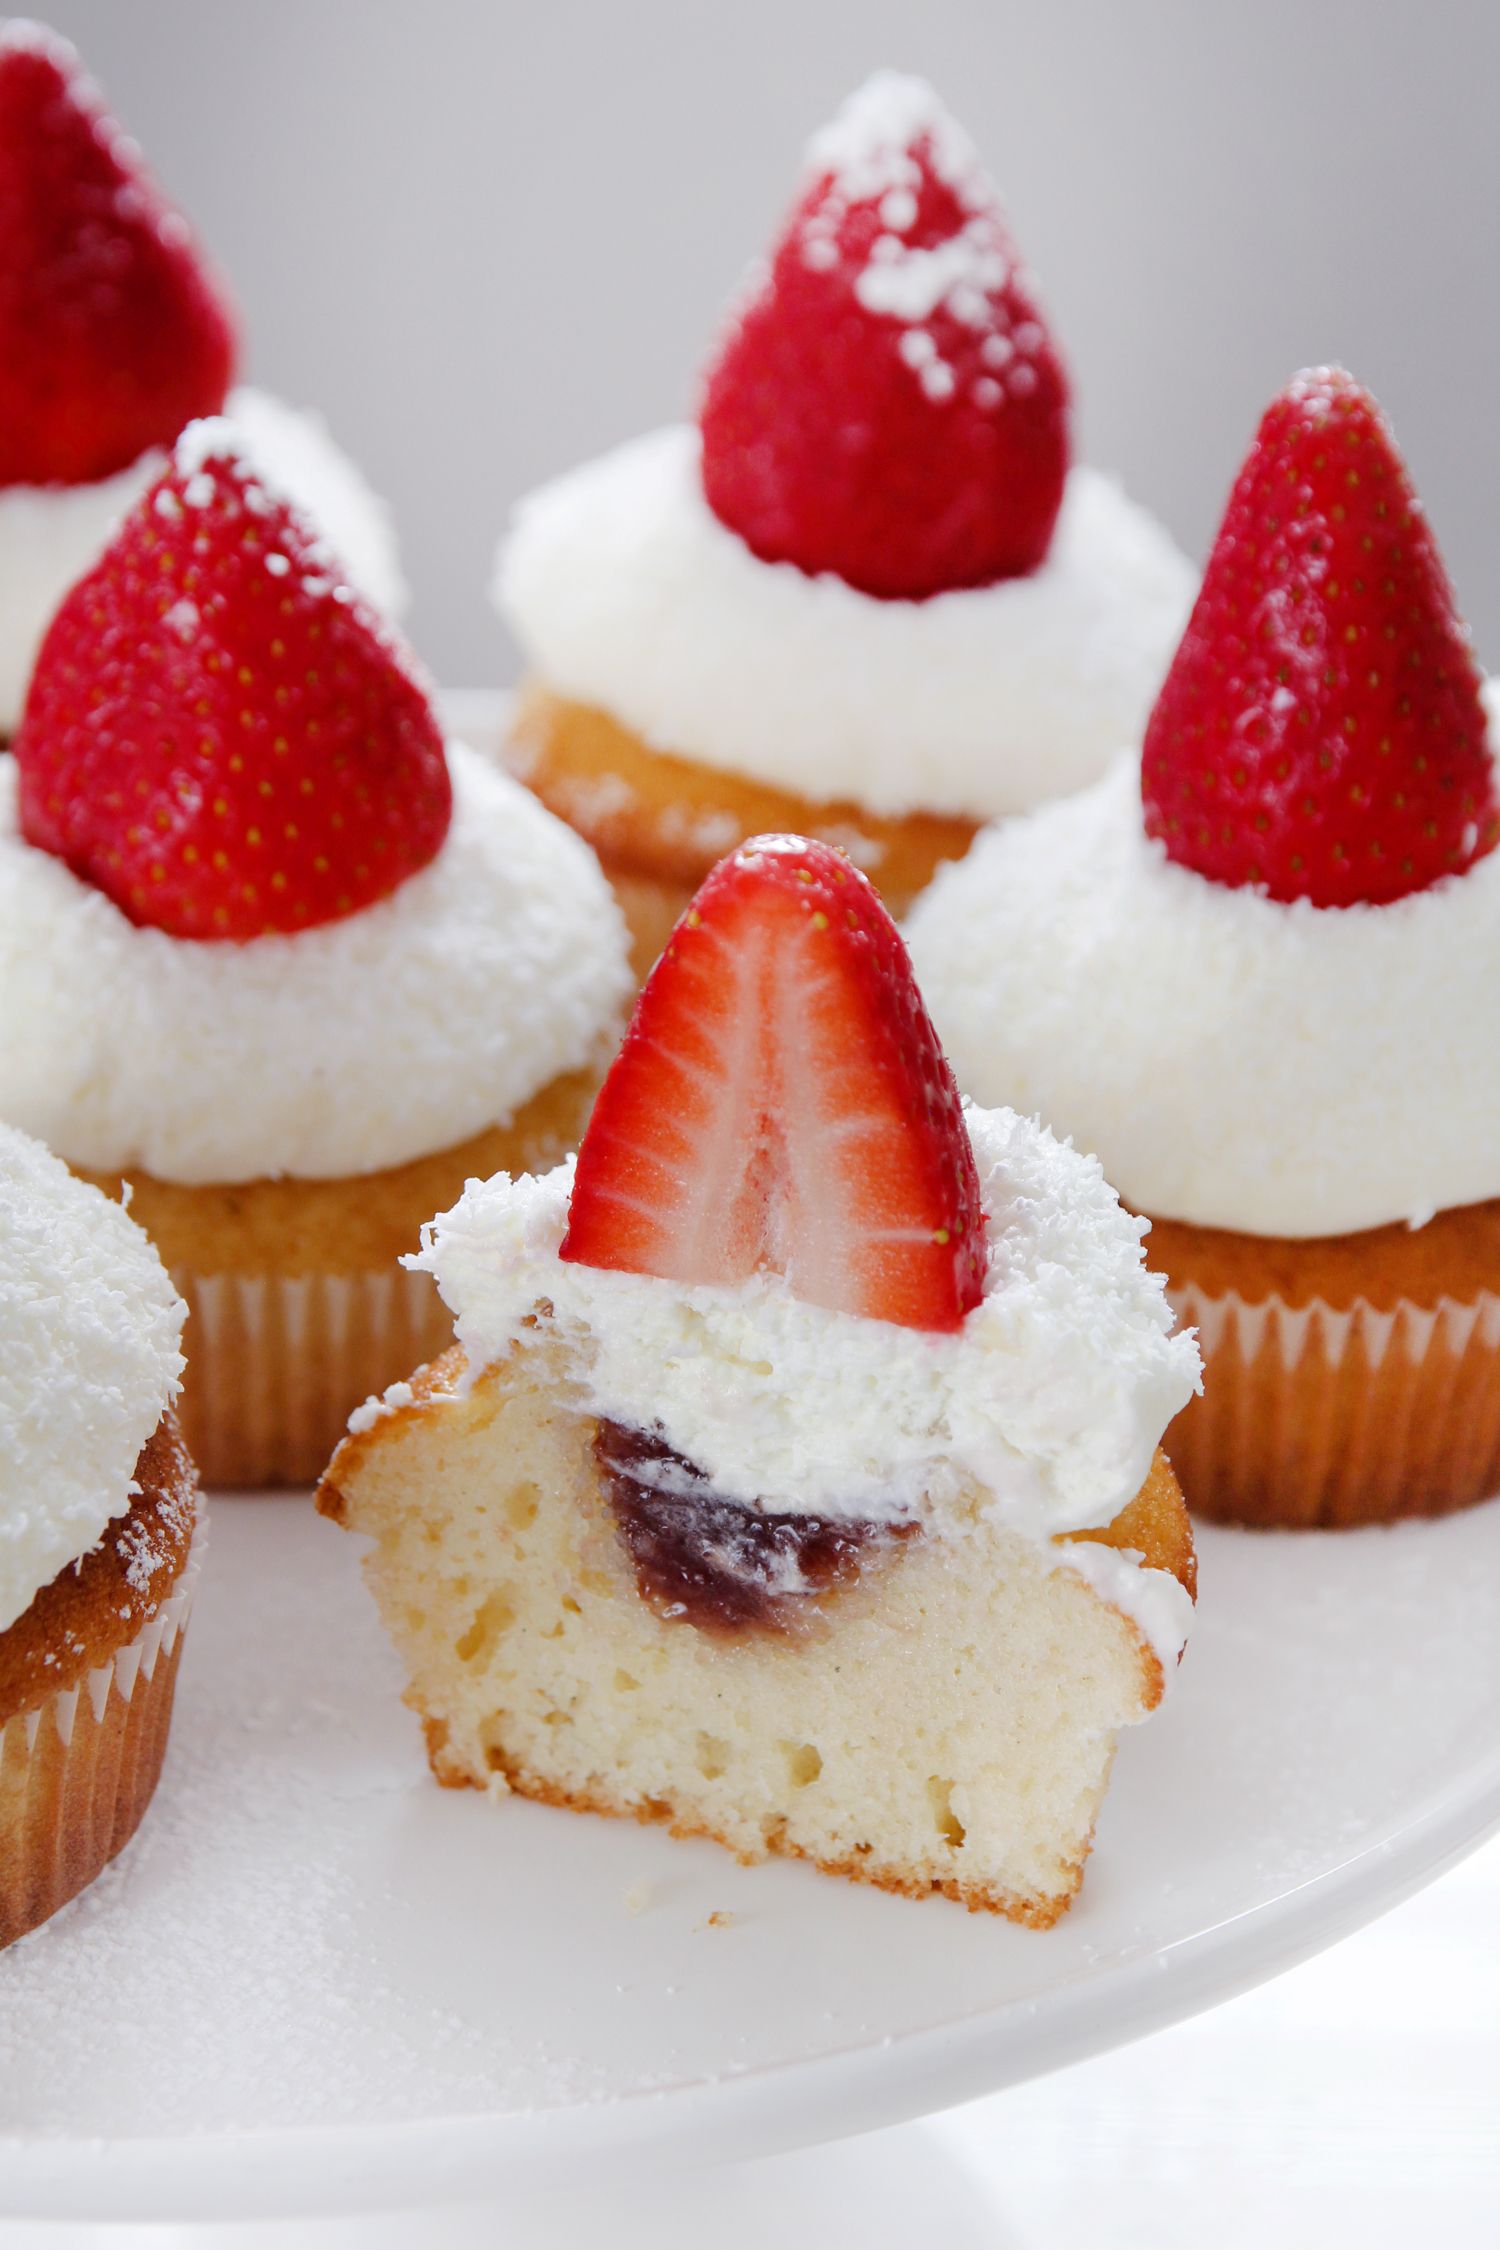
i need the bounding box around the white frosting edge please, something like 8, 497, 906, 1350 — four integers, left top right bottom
1051, 1539, 1194, 1695
0, 744, 632, 1183
494, 425, 1196, 821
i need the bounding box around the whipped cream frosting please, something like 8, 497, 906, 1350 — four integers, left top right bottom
0, 385, 406, 733
0, 1124, 185, 1635
906, 718, 1500, 1240
495, 423, 1194, 820
0, 744, 632, 1185
398, 1101, 1200, 1666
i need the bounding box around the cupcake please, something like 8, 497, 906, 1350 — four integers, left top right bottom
0, 22, 404, 738
495, 71, 1193, 973
908, 367, 1500, 1528
0, 1122, 199, 1946
319, 836, 1199, 1928
0, 417, 631, 1488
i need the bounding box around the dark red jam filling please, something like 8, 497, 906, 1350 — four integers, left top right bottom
593, 1419, 916, 1635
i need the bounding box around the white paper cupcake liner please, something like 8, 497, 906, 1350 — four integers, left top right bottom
173, 1264, 453, 1489
0, 1514, 206, 1946
1164, 1279, 1500, 1527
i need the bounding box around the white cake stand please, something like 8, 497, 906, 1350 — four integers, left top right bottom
3, 1489, 1500, 2230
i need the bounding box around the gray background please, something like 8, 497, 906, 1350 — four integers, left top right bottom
36, 0, 1500, 686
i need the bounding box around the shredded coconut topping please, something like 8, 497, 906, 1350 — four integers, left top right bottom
0, 1126, 184, 1634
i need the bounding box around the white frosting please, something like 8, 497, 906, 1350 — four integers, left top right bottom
0, 385, 406, 733
906, 732, 1500, 1239
0, 745, 632, 1185
495, 424, 1194, 820
1050, 1538, 1194, 1695
403, 1102, 1199, 1665
0, 1124, 185, 1635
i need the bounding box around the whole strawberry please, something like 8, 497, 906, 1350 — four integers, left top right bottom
15, 420, 451, 939
0, 22, 237, 488
699, 72, 1070, 601
1142, 368, 1496, 908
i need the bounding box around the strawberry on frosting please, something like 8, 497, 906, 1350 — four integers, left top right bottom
1141, 367, 1497, 909
13, 420, 450, 940
0, 21, 237, 490
561, 833, 987, 1331
699, 72, 1070, 601
906, 369, 1500, 1243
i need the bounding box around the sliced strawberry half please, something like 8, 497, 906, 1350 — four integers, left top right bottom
1142, 367, 1497, 907
14, 419, 451, 940
698, 71, 1070, 601
561, 834, 987, 1331
0, 22, 237, 488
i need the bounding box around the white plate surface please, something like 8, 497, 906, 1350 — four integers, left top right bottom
3, 1491, 1500, 2220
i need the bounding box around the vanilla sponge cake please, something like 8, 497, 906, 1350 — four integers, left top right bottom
323, 1335, 1190, 1924
320, 1065, 1199, 1928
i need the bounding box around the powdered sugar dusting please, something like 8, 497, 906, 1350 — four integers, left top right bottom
856, 227, 1009, 327
805, 71, 987, 208
0, 1500, 709, 2135
172, 415, 254, 484
0, 19, 83, 64
797, 72, 1041, 416
111, 1461, 197, 1598
172, 415, 350, 604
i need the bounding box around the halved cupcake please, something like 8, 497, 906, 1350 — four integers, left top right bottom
320, 836, 1199, 1926
495, 71, 1192, 972
0, 1122, 200, 1945
0, 21, 404, 737
0, 418, 631, 1487
909, 368, 1500, 1527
